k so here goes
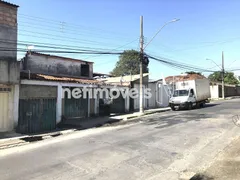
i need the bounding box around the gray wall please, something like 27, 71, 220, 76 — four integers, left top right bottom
20, 85, 57, 99
0, 59, 20, 84
25, 53, 93, 79
0, 25, 17, 60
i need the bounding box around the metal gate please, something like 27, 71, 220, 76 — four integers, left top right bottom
18, 98, 56, 134
0, 92, 9, 132
63, 96, 88, 119
111, 96, 125, 113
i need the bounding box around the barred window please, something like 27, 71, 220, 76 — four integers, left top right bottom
0, 88, 11, 92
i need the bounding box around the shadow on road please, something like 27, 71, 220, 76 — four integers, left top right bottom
142, 104, 221, 129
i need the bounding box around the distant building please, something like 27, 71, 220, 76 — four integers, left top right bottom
93, 72, 114, 79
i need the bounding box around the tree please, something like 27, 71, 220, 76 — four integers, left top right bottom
185, 71, 202, 75
111, 50, 149, 76
208, 71, 239, 85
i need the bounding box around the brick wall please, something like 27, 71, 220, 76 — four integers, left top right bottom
0, 1, 18, 61
0, 2, 17, 27
20, 85, 57, 99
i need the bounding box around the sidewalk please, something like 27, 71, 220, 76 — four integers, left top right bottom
0, 107, 170, 150
190, 136, 240, 180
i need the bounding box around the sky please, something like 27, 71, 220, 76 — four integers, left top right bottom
9, 0, 240, 79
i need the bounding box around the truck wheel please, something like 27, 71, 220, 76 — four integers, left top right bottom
200, 103, 204, 108
171, 106, 176, 111
188, 102, 193, 110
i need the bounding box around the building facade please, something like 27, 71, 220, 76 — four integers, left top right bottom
0, 1, 19, 132
18, 52, 129, 133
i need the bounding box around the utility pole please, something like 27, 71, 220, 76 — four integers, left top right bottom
222, 51, 225, 99
139, 16, 144, 114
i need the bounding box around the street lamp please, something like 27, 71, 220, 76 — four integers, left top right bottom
206, 58, 222, 70
139, 17, 180, 114
144, 18, 180, 50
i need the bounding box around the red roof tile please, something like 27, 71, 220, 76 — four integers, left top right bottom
165, 74, 206, 84
20, 72, 129, 87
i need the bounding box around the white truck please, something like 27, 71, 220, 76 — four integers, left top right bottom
169, 78, 210, 110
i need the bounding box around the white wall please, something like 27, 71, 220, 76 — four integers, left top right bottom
210, 85, 219, 99
157, 84, 171, 107
133, 84, 148, 110
133, 82, 170, 110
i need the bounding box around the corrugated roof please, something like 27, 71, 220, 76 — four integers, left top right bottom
100, 73, 149, 83
0, 0, 19, 7
27, 52, 94, 64
20, 72, 129, 87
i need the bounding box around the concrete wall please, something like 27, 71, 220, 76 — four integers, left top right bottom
148, 83, 157, 108
219, 85, 240, 98
147, 83, 170, 109
25, 53, 93, 78
0, 2, 19, 85
210, 84, 240, 99
133, 83, 148, 110
0, 84, 19, 132
0, 2, 19, 132
0, 60, 20, 84
19, 85, 57, 99
210, 85, 219, 99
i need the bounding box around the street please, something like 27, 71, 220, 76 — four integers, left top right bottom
1, 99, 240, 180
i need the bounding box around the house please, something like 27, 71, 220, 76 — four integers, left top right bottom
18, 52, 129, 133
93, 72, 114, 79
210, 82, 240, 99
99, 74, 149, 111
0, 1, 19, 132
98, 73, 170, 111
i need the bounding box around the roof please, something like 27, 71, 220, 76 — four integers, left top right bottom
93, 72, 114, 77
148, 79, 162, 83
100, 73, 149, 84
20, 72, 129, 87
165, 74, 206, 84
27, 51, 94, 64
0, 0, 19, 7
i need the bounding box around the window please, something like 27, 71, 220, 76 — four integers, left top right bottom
173, 90, 189, 97
81, 64, 90, 77
190, 89, 194, 95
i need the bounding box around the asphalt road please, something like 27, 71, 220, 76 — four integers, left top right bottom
1, 99, 240, 180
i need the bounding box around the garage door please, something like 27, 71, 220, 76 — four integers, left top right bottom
18, 98, 56, 134
0, 92, 9, 132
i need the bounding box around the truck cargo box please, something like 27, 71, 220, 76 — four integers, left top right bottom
175, 78, 210, 102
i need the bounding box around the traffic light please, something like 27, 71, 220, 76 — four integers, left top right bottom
142, 55, 149, 66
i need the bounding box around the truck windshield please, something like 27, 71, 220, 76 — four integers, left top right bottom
173, 90, 189, 97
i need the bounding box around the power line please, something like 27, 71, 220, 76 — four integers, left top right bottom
147, 54, 215, 72
18, 21, 135, 41
0, 38, 138, 57
18, 14, 132, 38
85, 39, 138, 61
19, 29, 127, 46
0, 47, 123, 55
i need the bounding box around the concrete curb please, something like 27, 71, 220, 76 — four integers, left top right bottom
0, 108, 170, 150
210, 96, 240, 101
0, 129, 77, 150
125, 108, 171, 120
